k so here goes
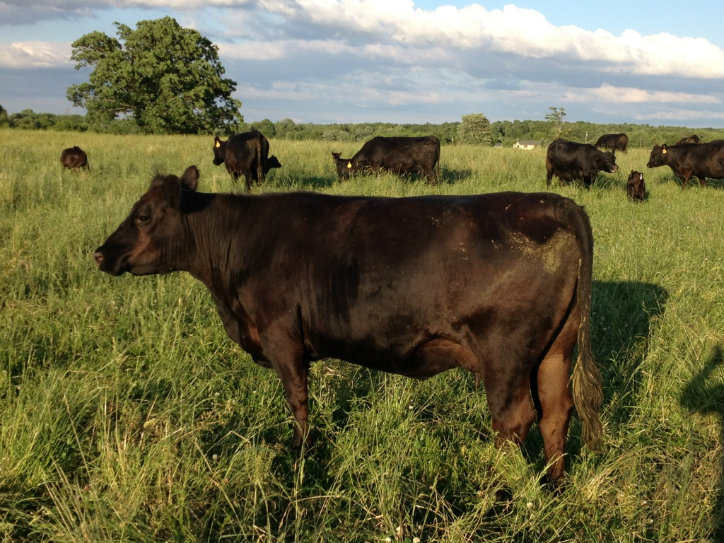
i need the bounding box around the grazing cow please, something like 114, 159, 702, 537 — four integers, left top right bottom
94, 165, 604, 484
594, 133, 628, 153
332, 135, 440, 182
676, 135, 701, 145
627, 171, 646, 202
60, 146, 89, 170
212, 130, 281, 191
646, 141, 724, 188
546, 139, 619, 188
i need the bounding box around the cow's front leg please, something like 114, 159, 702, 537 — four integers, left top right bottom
267, 340, 310, 448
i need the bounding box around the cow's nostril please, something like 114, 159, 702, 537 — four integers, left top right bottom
94, 251, 104, 266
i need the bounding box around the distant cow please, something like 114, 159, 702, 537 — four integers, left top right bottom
213, 130, 281, 191
647, 141, 724, 188
332, 135, 440, 181
60, 146, 88, 170
676, 135, 701, 145
94, 165, 603, 485
546, 139, 619, 188
594, 133, 628, 153
627, 171, 646, 202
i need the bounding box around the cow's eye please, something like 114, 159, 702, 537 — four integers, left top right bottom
136, 214, 151, 226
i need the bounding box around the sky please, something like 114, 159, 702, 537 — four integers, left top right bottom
1, 0, 723, 127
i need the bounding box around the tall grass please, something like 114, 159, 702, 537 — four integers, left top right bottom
1, 129, 722, 542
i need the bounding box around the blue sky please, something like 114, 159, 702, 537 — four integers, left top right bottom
1, 0, 722, 127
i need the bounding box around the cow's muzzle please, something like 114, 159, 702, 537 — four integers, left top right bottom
93, 248, 126, 276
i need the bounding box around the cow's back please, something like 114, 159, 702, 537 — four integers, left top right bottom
60, 146, 88, 169
220, 191, 589, 367
353, 136, 440, 178
692, 141, 724, 176
662, 141, 724, 179
547, 139, 593, 171
225, 132, 258, 167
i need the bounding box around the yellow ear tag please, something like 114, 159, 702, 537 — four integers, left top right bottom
347, 162, 352, 169
662, 148, 667, 154
215, 141, 221, 148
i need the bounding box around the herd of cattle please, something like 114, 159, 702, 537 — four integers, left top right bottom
546, 132, 724, 198
85, 128, 722, 485
64, 130, 724, 199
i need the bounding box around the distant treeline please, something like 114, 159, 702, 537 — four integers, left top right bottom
1, 107, 722, 148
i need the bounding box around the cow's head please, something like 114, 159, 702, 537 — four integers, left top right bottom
627, 170, 646, 202
331, 152, 353, 180
597, 150, 618, 174
647, 144, 668, 168
266, 155, 282, 174
94, 166, 199, 276
212, 136, 227, 166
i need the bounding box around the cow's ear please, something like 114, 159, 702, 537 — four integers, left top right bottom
180, 165, 199, 192
214, 136, 222, 148
662, 144, 668, 154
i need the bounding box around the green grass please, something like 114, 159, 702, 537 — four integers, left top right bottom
1, 129, 722, 542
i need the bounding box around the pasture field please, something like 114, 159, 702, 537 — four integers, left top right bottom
0, 129, 722, 542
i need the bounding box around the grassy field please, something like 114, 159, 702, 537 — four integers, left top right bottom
1, 128, 722, 542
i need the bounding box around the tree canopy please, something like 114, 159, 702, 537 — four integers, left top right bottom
545, 106, 567, 139
457, 113, 492, 145
66, 17, 242, 134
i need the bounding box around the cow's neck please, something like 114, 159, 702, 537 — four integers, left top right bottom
181, 193, 250, 294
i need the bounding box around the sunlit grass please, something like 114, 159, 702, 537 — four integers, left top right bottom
1, 129, 722, 542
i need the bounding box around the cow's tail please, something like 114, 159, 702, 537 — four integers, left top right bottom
569, 203, 603, 452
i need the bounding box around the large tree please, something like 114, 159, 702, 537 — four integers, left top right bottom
545, 106, 567, 139
457, 113, 492, 145
67, 17, 242, 134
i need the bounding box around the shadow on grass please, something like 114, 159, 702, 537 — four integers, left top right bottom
266, 168, 476, 190
439, 167, 474, 184
680, 344, 724, 541
591, 279, 669, 409
649, 172, 724, 189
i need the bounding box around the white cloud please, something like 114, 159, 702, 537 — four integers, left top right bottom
0, 0, 721, 125
0, 41, 72, 68
254, 1, 724, 79
632, 108, 724, 122
566, 83, 721, 104
4, 1, 722, 81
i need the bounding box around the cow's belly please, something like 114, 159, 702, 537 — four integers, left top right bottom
302, 253, 576, 378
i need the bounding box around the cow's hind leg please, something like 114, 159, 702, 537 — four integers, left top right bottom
535, 320, 577, 485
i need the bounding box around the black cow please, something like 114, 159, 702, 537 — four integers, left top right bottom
60, 146, 89, 170
546, 139, 619, 188
646, 141, 724, 188
627, 171, 646, 202
213, 130, 281, 191
594, 133, 628, 153
676, 135, 701, 145
332, 136, 440, 182
94, 165, 603, 484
